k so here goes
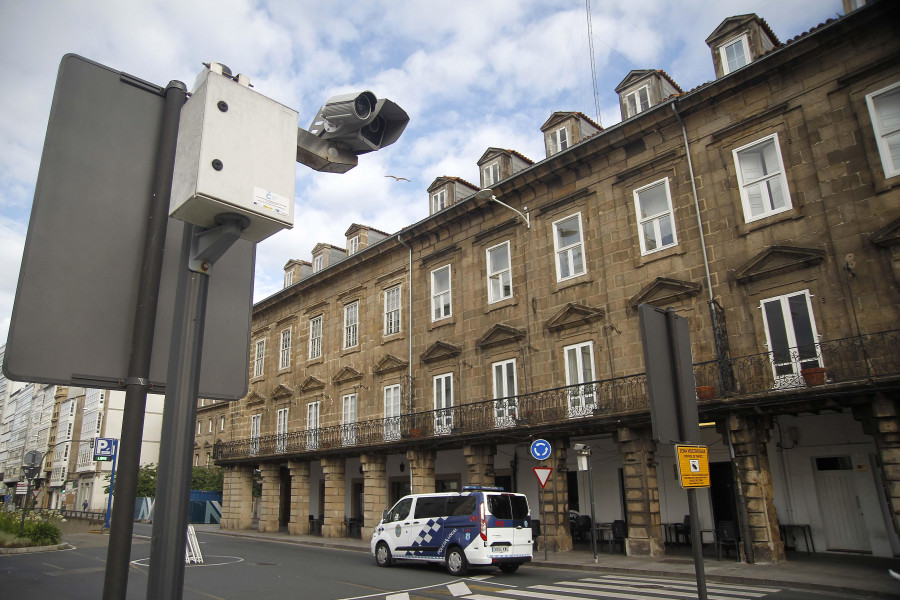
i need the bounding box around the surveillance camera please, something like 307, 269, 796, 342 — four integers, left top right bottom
308, 91, 409, 154
573, 443, 590, 452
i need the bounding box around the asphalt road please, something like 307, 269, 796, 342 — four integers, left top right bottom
0, 524, 872, 600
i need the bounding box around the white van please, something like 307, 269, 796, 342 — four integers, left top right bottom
371, 486, 533, 575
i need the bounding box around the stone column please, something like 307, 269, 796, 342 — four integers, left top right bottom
617, 427, 664, 556
288, 460, 311, 535
536, 441, 572, 552
361, 454, 387, 538
258, 463, 281, 533
855, 394, 900, 537
464, 444, 496, 487
725, 414, 785, 563
321, 457, 346, 537
221, 465, 254, 530
407, 449, 436, 494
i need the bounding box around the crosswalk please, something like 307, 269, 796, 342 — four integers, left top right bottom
438, 575, 781, 600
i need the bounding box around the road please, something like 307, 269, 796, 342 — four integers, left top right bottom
0, 524, 869, 599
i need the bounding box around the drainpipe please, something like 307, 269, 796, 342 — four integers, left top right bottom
396, 233, 413, 492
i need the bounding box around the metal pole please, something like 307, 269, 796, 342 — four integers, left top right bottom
541, 493, 547, 561
147, 224, 211, 600
587, 463, 598, 562
102, 79, 186, 600
104, 440, 118, 529
19, 480, 32, 535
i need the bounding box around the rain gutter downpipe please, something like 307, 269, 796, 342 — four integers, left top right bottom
396, 233, 414, 492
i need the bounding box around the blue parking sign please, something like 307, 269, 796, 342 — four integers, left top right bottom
93, 437, 117, 462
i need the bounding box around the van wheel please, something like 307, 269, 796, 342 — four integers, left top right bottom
499, 563, 519, 574
375, 542, 393, 567
446, 546, 468, 576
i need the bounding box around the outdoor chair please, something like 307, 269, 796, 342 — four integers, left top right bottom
716, 520, 740, 561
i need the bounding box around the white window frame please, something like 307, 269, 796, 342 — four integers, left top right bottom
342, 393, 357, 446
308, 315, 323, 360
492, 358, 518, 428
552, 213, 587, 281
431, 265, 452, 321
196, 420, 201, 435
384, 285, 402, 335
760, 290, 823, 386
733, 133, 792, 222
313, 255, 323, 272
208, 418, 213, 433
306, 401, 320, 450
486, 241, 513, 303
253, 338, 265, 378
384, 384, 401, 441
344, 301, 359, 349
720, 33, 750, 75
276, 407, 288, 453
866, 81, 900, 178
279, 327, 292, 370
564, 341, 597, 417
433, 373, 454, 435
250, 413, 261, 455
633, 177, 678, 255
432, 190, 447, 214
220, 416, 226, 431
549, 126, 569, 155
625, 85, 651, 118
483, 161, 500, 186
348, 235, 359, 255
284, 270, 293, 288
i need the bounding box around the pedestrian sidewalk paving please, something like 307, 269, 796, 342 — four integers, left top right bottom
191, 524, 900, 599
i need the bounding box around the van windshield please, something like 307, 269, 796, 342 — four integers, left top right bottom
487, 494, 529, 519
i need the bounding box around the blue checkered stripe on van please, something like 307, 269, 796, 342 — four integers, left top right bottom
408, 518, 444, 555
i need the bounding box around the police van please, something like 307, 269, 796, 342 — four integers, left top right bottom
371, 486, 532, 575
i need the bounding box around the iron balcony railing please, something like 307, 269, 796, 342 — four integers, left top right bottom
214, 329, 900, 462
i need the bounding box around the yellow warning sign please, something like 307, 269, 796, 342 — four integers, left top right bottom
676, 445, 710, 488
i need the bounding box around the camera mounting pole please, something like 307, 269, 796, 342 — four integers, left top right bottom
296, 127, 359, 173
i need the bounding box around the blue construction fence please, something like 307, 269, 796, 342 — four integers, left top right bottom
133, 491, 222, 524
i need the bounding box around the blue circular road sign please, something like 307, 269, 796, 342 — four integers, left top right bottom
530, 439, 552, 461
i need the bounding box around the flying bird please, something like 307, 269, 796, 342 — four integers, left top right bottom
385, 175, 410, 182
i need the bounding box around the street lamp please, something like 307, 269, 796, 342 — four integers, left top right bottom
573, 443, 598, 562
475, 188, 530, 228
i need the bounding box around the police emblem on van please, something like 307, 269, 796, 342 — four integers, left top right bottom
395, 525, 402, 537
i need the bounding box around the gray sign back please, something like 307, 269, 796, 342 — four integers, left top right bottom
3, 54, 253, 400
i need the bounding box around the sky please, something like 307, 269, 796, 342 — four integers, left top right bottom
0, 0, 845, 346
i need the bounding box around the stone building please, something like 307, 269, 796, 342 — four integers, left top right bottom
213, 2, 900, 561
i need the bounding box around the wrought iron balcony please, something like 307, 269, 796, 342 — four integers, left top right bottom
214, 330, 900, 463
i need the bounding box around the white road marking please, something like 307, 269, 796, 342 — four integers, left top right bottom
450, 582, 473, 596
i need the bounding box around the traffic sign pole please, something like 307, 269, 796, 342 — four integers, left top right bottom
104, 440, 118, 529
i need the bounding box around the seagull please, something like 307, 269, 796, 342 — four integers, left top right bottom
385, 175, 410, 182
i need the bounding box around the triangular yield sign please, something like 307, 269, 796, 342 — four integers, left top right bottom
533, 467, 552, 488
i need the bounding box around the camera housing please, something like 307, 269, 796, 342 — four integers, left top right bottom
308, 91, 409, 154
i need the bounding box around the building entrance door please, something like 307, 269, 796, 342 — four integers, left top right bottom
814, 456, 870, 552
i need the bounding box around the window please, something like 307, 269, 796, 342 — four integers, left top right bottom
206, 452, 211, 466
431, 265, 452, 321
196, 420, 201, 435
733, 133, 792, 222
553, 213, 586, 281
66, 423, 73, 439
432, 190, 447, 213
720, 34, 749, 74
220, 416, 226, 431
195, 454, 200, 466
384, 384, 401, 441
564, 341, 596, 417
483, 162, 500, 186
633, 178, 677, 254
276, 407, 288, 453
433, 373, 454, 435
549, 127, 568, 155
486, 242, 512, 303
760, 290, 822, 386
284, 270, 293, 288
492, 359, 518, 427
344, 301, 359, 349
625, 86, 651, 117
208, 418, 213, 433
384, 285, 402, 335
253, 338, 265, 378
309, 316, 323, 360
342, 393, 357, 446
348, 235, 359, 255
306, 402, 320, 450
250, 413, 261, 455
866, 82, 900, 178
313, 255, 323, 273
278, 328, 291, 370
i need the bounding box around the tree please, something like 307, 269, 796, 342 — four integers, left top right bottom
103, 463, 158, 497
190, 466, 224, 493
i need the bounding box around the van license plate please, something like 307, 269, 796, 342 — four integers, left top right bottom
493, 545, 509, 553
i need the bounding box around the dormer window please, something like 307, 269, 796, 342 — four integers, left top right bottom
432, 190, 447, 213
625, 86, 651, 118
348, 235, 359, 255
549, 127, 569, 155
313, 255, 323, 272
283, 270, 293, 288
483, 162, 500, 187
720, 34, 750, 74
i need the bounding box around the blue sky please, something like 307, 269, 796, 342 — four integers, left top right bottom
0, 0, 844, 344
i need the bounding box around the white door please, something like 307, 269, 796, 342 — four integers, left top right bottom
493, 359, 518, 428
814, 456, 870, 552
275, 408, 288, 453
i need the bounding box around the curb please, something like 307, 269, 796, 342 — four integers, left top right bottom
0, 543, 71, 555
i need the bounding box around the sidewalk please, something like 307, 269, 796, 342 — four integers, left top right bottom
192, 524, 900, 598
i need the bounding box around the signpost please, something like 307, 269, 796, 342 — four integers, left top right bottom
94, 438, 119, 528
676, 445, 710, 489
531, 439, 553, 560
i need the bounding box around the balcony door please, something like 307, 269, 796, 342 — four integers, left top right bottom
761, 290, 821, 386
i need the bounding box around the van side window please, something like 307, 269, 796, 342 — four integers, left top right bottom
487, 494, 529, 519
414, 496, 448, 518
388, 498, 412, 522
446, 495, 477, 516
